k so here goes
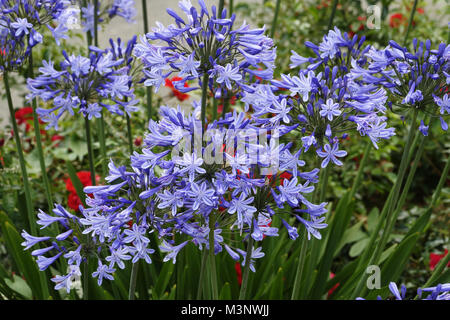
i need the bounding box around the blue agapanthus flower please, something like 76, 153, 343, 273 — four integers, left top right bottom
248, 28, 395, 168
351, 38, 450, 134
21, 204, 86, 293
0, 0, 71, 71
26, 46, 139, 129
22, 96, 328, 291
357, 282, 450, 300
133, 0, 276, 102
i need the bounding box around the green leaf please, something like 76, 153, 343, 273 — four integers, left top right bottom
167, 284, 177, 300
367, 207, 380, 233
153, 261, 175, 299
310, 191, 354, 299
219, 282, 232, 300
337, 220, 366, 254
4, 274, 33, 299
0, 212, 46, 299
268, 268, 284, 300
380, 233, 420, 287
349, 238, 370, 258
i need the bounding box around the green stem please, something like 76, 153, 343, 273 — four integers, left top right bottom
352, 109, 419, 298
3, 71, 36, 235
94, 0, 99, 46
218, 0, 225, 15
318, 164, 330, 203
197, 249, 209, 299
403, 0, 418, 46
142, 0, 153, 120
238, 232, 254, 300
201, 72, 209, 134
229, 0, 234, 16
327, 0, 339, 31
84, 117, 96, 186
209, 213, 218, 300
221, 97, 230, 119
270, 0, 281, 38
82, 0, 92, 48
83, 259, 89, 300
28, 47, 53, 210
96, 115, 107, 178
128, 261, 139, 300
126, 113, 134, 154
212, 98, 218, 121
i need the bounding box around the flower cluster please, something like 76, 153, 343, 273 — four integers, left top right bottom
247, 27, 395, 168
133, 0, 276, 102
0, 0, 72, 71
80, 0, 136, 38
351, 38, 450, 134
21, 100, 328, 292
26, 46, 140, 129
357, 282, 450, 300
21, 204, 86, 293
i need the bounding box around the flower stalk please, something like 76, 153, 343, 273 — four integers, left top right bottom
142, 0, 153, 120
28, 46, 53, 210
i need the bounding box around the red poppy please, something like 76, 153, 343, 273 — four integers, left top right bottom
165, 76, 190, 101
389, 13, 407, 28
429, 249, 450, 271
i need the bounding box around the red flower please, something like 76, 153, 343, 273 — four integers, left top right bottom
328, 272, 340, 298
389, 13, 407, 28
67, 192, 82, 211
65, 171, 100, 211
15, 107, 34, 132
51, 135, 64, 147
429, 249, 450, 271
235, 262, 242, 286
51, 135, 64, 142
165, 76, 190, 101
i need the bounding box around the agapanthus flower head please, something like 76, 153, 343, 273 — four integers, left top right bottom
80, 0, 137, 37
21, 203, 89, 293
352, 38, 450, 134
250, 28, 394, 168
357, 281, 450, 300
127, 101, 327, 265
133, 0, 276, 102
26, 46, 139, 129
0, 0, 71, 71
